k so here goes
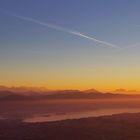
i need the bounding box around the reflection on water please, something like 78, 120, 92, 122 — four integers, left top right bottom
0, 116, 7, 120
1, 99, 140, 123
24, 108, 140, 123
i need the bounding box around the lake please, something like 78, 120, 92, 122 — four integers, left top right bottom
1, 98, 140, 123
24, 108, 140, 123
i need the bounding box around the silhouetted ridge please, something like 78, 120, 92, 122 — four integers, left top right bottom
0, 89, 140, 100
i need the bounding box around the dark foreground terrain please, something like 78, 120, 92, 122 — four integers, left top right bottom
1, 113, 140, 140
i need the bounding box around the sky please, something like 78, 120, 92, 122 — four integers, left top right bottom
0, 0, 140, 91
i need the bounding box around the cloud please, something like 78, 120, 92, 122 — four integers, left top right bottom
0, 8, 118, 49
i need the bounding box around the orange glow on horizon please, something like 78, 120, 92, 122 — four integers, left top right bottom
1, 82, 140, 93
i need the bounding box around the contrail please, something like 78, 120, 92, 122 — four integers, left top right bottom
113, 43, 140, 53
0, 8, 118, 48
70, 31, 117, 48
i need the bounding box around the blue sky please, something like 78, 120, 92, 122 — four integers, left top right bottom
1, 0, 140, 46
0, 0, 140, 90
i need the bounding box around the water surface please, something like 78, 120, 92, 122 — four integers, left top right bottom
24, 108, 140, 123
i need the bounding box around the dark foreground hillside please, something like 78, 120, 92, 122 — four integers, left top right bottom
1, 113, 140, 140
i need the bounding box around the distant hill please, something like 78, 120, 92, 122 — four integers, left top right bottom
0, 85, 48, 93
0, 89, 140, 101
44, 91, 140, 99
0, 90, 33, 100
113, 88, 140, 94
84, 88, 101, 93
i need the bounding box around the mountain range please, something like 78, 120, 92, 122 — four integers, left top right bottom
0, 87, 140, 101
